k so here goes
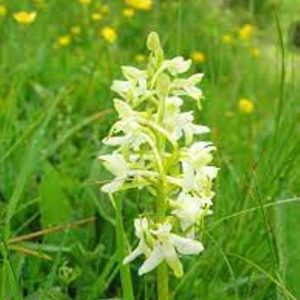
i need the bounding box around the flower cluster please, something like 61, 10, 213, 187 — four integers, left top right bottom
100, 32, 218, 277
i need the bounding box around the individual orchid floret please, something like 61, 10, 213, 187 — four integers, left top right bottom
162, 56, 192, 75
182, 142, 216, 168
124, 219, 204, 278
170, 73, 205, 108
123, 218, 152, 265
99, 153, 129, 193
99, 152, 157, 193
180, 159, 219, 196
103, 100, 150, 150
111, 68, 150, 105
163, 97, 210, 143
171, 192, 213, 234
139, 222, 204, 277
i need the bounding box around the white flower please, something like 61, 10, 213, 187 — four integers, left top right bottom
138, 223, 203, 277
121, 66, 147, 84
114, 99, 135, 119
181, 160, 195, 192
163, 57, 191, 76
194, 166, 219, 198
99, 152, 158, 193
172, 192, 212, 232
170, 73, 204, 101
111, 68, 149, 104
183, 142, 216, 168
104, 122, 148, 151
179, 143, 218, 195
180, 161, 219, 196
111, 80, 132, 98
163, 97, 209, 143
103, 100, 149, 150
99, 153, 128, 193
123, 218, 152, 264
177, 112, 210, 144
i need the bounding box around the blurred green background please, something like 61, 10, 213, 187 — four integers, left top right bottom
0, 0, 299, 299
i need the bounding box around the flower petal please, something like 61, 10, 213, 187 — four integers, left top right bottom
101, 177, 124, 193
114, 99, 134, 119
123, 245, 143, 265
121, 66, 146, 82
164, 57, 191, 75
99, 153, 128, 177
171, 234, 204, 255
182, 161, 195, 191
111, 80, 131, 97
138, 244, 164, 276
103, 136, 128, 146
134, 217, 149, 238
161, 241, 183, 278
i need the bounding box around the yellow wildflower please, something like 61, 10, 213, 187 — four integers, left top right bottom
126, 0, 152, 10
239, 24, 255, 40
101, 26, 117, 43
58, 35, 71, 47
91, 12, 103, 21
123, 8, 135, 18
13, 11, 37, 24
250, 47, 260, 58
222, 34, 234, 45
190, 51, 206, 64
135, 54, 146, 63
79, 0, 91, 5
70, 26, 81, 35
0, 5, 7, 17
238, 98, 254, 114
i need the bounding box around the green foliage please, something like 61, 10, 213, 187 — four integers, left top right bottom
39, 162, 72, 243
0, 0, 299, 299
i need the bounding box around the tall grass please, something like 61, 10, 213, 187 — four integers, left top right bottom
0, 0, 299, 299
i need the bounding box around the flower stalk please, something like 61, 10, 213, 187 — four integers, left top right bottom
100, 31, 218, 299
156, 77, 169, 298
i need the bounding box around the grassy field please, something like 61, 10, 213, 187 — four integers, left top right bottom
0, 0, 299, 299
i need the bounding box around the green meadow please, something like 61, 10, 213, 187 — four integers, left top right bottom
0, 0, 299, 299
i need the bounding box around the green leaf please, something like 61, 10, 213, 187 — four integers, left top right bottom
39, 162, 72, 243
276, 201, 300, 299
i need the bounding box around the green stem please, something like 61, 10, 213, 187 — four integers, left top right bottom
0, 241, 22, 300
156, 180, 169, 300
156, 90, 169, 298
113, 195, 135, 300
157, 263, 169, 300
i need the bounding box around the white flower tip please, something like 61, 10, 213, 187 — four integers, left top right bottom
100, 185, 109, 193
98, 154, 105, 160
138, 265, 150, 276
192, 73, 204, 83
174, 268, 184, 278
123, 257, 130, 265
197, 243, 205, 253
138, 268, 144, 276
101, 137, 110, 145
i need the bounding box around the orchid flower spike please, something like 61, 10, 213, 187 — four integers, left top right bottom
100, 31, 218, 278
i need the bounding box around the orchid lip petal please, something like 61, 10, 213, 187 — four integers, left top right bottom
171, 234, 204, 255
138, 245, 164, 276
